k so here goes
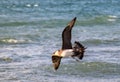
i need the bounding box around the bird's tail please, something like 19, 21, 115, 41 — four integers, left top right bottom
72, 41, 86, 60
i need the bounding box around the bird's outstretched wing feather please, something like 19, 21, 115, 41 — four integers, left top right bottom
62, 17, 77, 49
52, 56, 62, 70
73, 41, 85, 60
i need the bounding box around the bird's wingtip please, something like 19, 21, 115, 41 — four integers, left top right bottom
52, 55, 62, 71
67, 17, 77, 28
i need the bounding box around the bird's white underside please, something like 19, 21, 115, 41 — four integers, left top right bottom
55, 49, 74, 58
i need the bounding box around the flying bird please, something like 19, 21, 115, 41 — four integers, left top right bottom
52, 17, 86, 70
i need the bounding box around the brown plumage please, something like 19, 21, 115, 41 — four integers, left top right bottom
52, 56, 62, 70
73, 41, 86, 60
62, 17, 76, 49
51, 17, 86, 70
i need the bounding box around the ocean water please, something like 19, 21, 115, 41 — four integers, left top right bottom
0, 0, 120, 82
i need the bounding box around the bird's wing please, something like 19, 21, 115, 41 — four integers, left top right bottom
52, 56, 62, 70
73, 41, 85, 60
62, 17, 77, 50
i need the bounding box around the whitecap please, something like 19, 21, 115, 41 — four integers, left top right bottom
1, 38, 31, 44
2, 39, 18, 43
107, 15, 117, 22
26, 4, 31, 7
34, 4, 39, 7
108, 15, 117, 18
107, 18, 116, 22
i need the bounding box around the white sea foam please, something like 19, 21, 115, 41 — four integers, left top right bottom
34, 4, 39, 7
2, 39, 18, 43
108, 15, 117, 18
108, 15, 118, 21
107, 18, 116, 22
26, 4, 31, 7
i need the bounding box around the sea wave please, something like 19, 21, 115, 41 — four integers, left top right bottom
77, 15, 120, 26
43, 61, 120, 77
0, 21, 39, 27
83, 38, 120, 45
0, 38, 31, 44
0, 15, 120, 28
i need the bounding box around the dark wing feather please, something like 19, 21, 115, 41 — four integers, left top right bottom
73, 41, 85, 60
62, 17, 77, 49
52, 56, 62, 70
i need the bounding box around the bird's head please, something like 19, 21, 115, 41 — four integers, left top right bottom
52, 50, 60, 57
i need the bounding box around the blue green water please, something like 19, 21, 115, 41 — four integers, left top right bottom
0, 0, 120, 82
